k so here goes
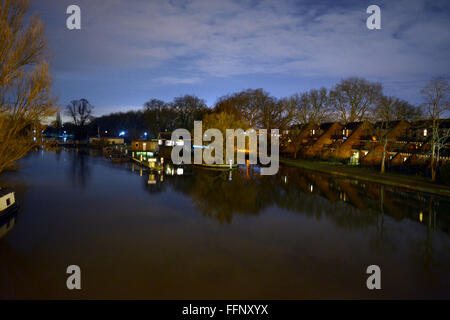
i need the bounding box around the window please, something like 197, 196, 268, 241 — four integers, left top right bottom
6, 198, 11, 206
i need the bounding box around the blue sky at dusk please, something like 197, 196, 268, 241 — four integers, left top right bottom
31, 0, 450, 116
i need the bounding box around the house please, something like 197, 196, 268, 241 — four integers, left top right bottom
332, 121, 374, 163
304, 122, 344, 158
281, 123, 318, 158
360, 120, 411, 166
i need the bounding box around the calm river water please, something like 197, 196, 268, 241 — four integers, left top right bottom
0, 149, 449, 299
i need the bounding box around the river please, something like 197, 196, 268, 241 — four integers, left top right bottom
0, 149, 449, 299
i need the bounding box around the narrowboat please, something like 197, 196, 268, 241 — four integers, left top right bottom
0, 189, 19, 217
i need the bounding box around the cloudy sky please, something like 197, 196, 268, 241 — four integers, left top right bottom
30, 0, 450, 116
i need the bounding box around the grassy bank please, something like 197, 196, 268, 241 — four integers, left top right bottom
280, 158, 450, 197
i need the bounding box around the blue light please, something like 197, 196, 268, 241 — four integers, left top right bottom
119, 131, 126, 137
144, 132, 148, 136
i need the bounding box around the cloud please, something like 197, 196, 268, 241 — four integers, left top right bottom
32, 0, 450, 110
153, 76, 202, 85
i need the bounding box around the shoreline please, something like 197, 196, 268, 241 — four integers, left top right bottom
280, 158, 450, 197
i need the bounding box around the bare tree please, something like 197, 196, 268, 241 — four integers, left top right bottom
392, 102, 422, 122
65, 98, 94, 139
143, 98, 180, 136
292, 88, 331, 125
421, 77, 450, 181
374, 96, 410, 173
330, 77, 382, 124
172, 94, 208, 130
0, 0, 56, 174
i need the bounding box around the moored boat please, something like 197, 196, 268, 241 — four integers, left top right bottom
0, 189, 19, 217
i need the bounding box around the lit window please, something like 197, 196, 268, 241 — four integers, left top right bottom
423, 129, 427, 136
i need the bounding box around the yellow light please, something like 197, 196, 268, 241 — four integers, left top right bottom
419, 212, 423, 222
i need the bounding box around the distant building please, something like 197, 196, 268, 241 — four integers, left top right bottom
132, 140, 158, 152
89, 137, 124, 145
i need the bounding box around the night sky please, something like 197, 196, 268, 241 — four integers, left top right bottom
30, 0, 450, 116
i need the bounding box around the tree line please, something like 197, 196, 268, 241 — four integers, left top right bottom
54, 76, 448, 181
58, 76, 441, 141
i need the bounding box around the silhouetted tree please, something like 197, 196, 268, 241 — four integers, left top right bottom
291, 88, 331, 125
65, 98, 94, 140
330, 77, 382, 124
172, 94, 209, 130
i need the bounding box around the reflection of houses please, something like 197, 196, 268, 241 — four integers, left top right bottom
283, 118, 450, 167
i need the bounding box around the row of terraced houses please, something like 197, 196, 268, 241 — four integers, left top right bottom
281, 119, 450, 167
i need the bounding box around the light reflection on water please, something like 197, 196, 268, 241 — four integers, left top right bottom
0, 149, 449, 299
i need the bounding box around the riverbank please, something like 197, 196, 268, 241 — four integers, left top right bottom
280, 158, 450, 197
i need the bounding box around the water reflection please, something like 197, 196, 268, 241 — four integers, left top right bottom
1, 149, 449, 299
129, 162, 449, 234
0, 212, 18, 240
68, 148, 91, 187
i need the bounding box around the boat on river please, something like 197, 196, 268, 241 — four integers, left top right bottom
0, 189, 19, 218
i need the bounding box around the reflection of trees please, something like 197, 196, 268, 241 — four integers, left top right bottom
136, 162, 450, 234
189, 170, 267, 223
68, 149, 90, 187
